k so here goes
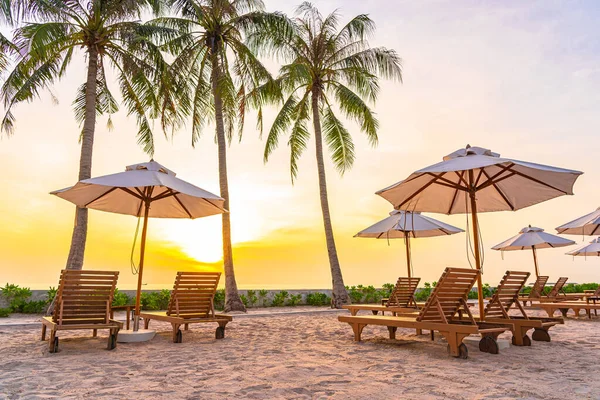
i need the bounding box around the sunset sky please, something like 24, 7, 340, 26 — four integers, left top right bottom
1, 0, 600, 290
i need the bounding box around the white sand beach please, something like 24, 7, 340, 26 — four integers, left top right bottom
0, 307, 598, 399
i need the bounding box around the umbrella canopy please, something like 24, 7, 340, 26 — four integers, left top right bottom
377, 144, 583, 319
52, 160, 226, 331
566, 238, 600, 257
355, 211, 463, 276
492, 226, 576, 276
52, 160, 225, 218
556, 207, 600, 236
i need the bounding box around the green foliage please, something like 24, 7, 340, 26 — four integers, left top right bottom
140, 290, 171, 311
414, 282, 433, 302
363, 285, 383, 303
347, 285, 364, 303
381, 283, 394, 299
0, 308, 10, 317
46, 286, 57, 304
287, 294, 302, 306
1, 283, 33, 312
563, 283, 598, 294
22, 300, 47, 314
240, 294, 249, 307
258, 289, 269, 307
246, 290, 258, 307
271, 291, 289, 307
214, 289, 226, 311
306, 292, 331, 306
112, 289, 131, 307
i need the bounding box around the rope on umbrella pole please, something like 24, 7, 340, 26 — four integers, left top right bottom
130, 216, 142, 275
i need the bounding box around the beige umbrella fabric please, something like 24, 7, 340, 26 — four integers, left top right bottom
566, 238, 600, 257
52, 160, 226, 331
355, 210, 463, 277
377, 144, 583, 319
556, 207, 600, 236
491, 226, 575, 276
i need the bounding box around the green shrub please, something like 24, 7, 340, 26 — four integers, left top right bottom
1, 284, 33, 312
22, 300, 47, 314
0, 308, 10, 317
287, 294, 302, 306
246, 290, 258, 307
140, 290, 171, 311
381, 283, 394, 299
271, 291, 289, 307
415, 282, 433, 302
47, 286, 57, 304
214, 289, 225, 310
306, 292, 330, 306
258, 289, 269, 307
112, 289, 131, 307
347, 286, 364, 303
240, 294, 249, 307
363, 285, 383, 303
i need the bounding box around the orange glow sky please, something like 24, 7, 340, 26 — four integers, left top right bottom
1, 1, 600, 290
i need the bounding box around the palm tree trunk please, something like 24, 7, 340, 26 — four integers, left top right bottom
211, 52, 246, 313
311, 90, 350, 308
48, 46, 99, 315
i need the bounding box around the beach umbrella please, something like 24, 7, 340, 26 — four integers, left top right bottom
566, 238, 600, 257
556, 207, 600, 236
354, 210, 463, 277
51, 160, 226, 331
491, 225, 575, 276
376, 144, 582, 319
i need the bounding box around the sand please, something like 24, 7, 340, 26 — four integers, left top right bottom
0, 307, 599, 399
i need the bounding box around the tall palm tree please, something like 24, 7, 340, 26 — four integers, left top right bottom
2, 0, 172, 271
263, 3, 402, 308
151, 0, 288, 312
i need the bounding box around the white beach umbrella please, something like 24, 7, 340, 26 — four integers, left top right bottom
377, 144, 582, 318
566, 238, 600, 257
355, 210, 463, 277
52, 160, 226, 331
556, 207, 600, 236
491, 226, 575, 276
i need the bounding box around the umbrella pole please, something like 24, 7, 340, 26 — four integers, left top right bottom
532, 247, 540, 277
404, 236, 412, 277
468, 178, 485, 321
133, 202, 150, 331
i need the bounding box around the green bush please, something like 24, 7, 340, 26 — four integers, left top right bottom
214, 289, 225, 310
258, 289, 269, 307
240, 294, 249, 307
287, 294, 302, 306
1, 283, 33, 312
306, 292, 331, 306
381, 283, 394, 299
22, 300, 47, 314
347, 286, 364, 303
0, 308, 10, 317
271, 291, 289, 307
112, 289, 131, 307
140, 290, 171, 311
246, 290, 258, 307
47, 286, 57, 304
414, 282, 433, 302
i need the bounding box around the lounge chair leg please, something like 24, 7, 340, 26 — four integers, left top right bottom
415, 328, 422, 335
560, 308, 568, 317
371, 310, 378, 315
172, 324, 182, 343
144, 318, 150, 329
48, 330, 57, 353
388, 326, 397, 340
350, 323, 366, 342
430, 330, 435, 341
41, 325, 47, 341
479, 335, 499, 354
93, 329, 97, 338
511, 326, 532, 346
532, 328, 551, 342
441, 332, 469, 358
184, 323, 189, 331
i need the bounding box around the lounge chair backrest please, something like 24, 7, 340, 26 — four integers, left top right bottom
167, 272, 221, 318
386, 277, 421, 308
53, 270, 119, 325
547, 277, 568, 298
528, 276, 549, 299
416, 268, 479, 324
484, 271, 530, 318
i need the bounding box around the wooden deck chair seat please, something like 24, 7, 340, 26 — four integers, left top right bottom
537, 301, 600, 319
339, 268, 511, 359
518, 275, 548, 306
139, 272, 232, 343
41, 270, 122, 353
343, 277, 421, 316
537, 277, 582, 302
481, 271, 563, 345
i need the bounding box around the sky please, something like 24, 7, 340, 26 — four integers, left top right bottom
1, 0, 600, 290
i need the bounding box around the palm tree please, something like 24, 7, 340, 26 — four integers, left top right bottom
151, 0, 288, 312
263, 3, 402, 308
2, 0, 172, 271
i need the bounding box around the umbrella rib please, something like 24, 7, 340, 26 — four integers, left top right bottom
454, 170, 469, 187
475, 164, 514, 190
448, 171, 465, 213
481, 169, 515, 211
151, 190, 177, 202
474, 168, 485, 187
172, 193, 194, 219
119, 187, 144, 200
398, 174, 444, 209
84, 187, 118, 207
426, 172, 465, 190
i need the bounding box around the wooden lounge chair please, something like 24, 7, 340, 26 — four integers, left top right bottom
343, 277, 421, 316
519, 275, 548, 306
537, 277, 582, 302
41, 270, 122, 353
140, 272, 232, 343
338, 268, 511, 359
481, 271, 563, 345
537, 301, 600, 319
